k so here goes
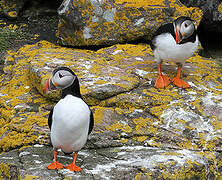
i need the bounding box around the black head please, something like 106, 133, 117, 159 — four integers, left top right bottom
45, 67, 82, 98
173, 16, 196, 44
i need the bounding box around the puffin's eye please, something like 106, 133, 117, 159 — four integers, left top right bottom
184, 23, 188, 28
59, 73, 64, 78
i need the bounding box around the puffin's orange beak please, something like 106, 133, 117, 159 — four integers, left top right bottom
44, 79, 50, 94
44, 78, 59, 94
175, 27, 181, 44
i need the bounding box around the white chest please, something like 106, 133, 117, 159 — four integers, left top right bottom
51, 95, 90, 153
153, 33, 198, 63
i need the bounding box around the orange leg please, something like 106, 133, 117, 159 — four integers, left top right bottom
172, 65, 190, 88
48, 150, 64, 170
155, 63, 171, 89
65, 152, 82, 172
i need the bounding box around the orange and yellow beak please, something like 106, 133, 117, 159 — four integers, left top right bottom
175, 26, 186, 44
44, 78, 51, 94
44, 78, 58, 94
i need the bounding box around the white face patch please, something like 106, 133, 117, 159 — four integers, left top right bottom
52, 70, 76, 89
180, 20, 194, 39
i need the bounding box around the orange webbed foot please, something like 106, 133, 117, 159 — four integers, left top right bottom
155, 75, 171, 89
48, 161, 64, 170
172, 77, 190, 88
65, 163, 82, 172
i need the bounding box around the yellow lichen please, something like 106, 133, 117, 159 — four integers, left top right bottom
218, 3, 222, 14
106, 121, 133, 133
23, 175, 40, 180
0, 39, 221, 179
114, 0, 165, 7
0, 163, 10, 179
7, 11, 17, 17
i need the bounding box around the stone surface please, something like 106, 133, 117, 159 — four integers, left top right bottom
180, 0, 222, 23
57, 0, 202, 46
0, 144, 221, 179
0, 41, 221, 179
0, 0, 27, 19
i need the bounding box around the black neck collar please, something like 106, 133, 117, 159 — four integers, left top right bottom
61, 78, 82, 99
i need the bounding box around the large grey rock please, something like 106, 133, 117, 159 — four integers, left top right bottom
0, 144, 221, 179
57, 0, 202, 46
180, 0, 222, 22
0, 41, 221, 178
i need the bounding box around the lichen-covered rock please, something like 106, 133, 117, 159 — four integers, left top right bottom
0, 41, 221, 178
28, 43, 143, 104
57, 0, 202, 46
181, 0, 222, 23
0, 0, 27, 19
0, 162, 20, 179
0, 145, 221, 179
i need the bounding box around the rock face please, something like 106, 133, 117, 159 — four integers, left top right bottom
180, 0, 222, 23
0, 41, 221, 179
57, 0, 202, 46
0, 0, 27, 19
1, 144, 221, 179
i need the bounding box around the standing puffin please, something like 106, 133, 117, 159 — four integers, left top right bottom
151, 16, 198, 89
45, 67, 94, 171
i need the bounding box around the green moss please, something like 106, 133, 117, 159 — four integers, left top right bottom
0, 27, 32, 64
0, 29, 17, 63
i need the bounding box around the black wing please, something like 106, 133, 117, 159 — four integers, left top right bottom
150, 23, 175, 50
48, 107, 54, 130
88, 110, 94, 135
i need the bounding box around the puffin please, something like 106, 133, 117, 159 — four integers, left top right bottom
44, 67, 94, 172
151, 16, 199, 89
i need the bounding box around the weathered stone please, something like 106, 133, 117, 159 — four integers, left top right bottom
28, 42, 148, 104
0, 161, 20, 179
0, 41, 221, 178
0, 0, 27, 19
57, 0, 202, 46
180, 0, 222, 23
0, 145, 221, 179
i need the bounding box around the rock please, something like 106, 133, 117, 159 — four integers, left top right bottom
0, 144, 221, 179
28, 42, 143, 104
180, 0, 222, 23
0, 41, 221, 178
0, 161, 20, 179
57, 0, 202, 46
0, 0, 27, 19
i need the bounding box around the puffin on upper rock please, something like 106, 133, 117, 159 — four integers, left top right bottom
45, 67, 94, 172
151, 16, 199, 89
